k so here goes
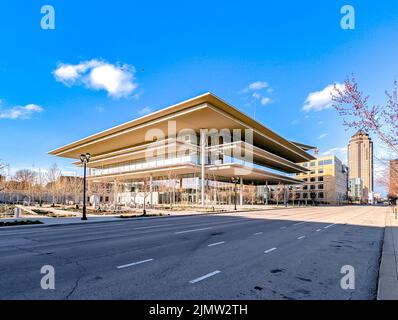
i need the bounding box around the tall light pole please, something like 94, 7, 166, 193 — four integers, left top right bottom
80, 153, 91, 221
231, 177, 239, 211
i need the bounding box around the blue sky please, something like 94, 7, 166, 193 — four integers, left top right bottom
1, 0, 397, 193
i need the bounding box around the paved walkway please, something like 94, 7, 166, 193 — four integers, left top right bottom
378, 206, 398, 300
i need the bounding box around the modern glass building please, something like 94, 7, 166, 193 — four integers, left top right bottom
49, 93, 315, 207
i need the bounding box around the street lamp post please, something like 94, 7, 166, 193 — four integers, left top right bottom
80, 153, 91, 221
231, 177, 239, 211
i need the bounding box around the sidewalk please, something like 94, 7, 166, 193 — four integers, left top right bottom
378, 206, 398, 300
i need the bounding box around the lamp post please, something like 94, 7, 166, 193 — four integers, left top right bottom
80, 153, 91, 221
231, 177, 239, 211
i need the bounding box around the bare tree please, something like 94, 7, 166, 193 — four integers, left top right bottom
46, 164, 61, 206
14, 169, 37, 205
332, 74, 398, 156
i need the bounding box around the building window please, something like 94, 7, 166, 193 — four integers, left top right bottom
318, 176, 324, 182
318, 160, 324, 166
302, 163, 308, 168
318, 169, 324, 174
310, 177, 316, 182
318, 192, 324, 199
302, 178, 308, 182
323, 159, 333, 165
310, 161, 316, 167
310, 185, 316, 190
303, 185, 308, 190
303, 193, 308, 199
311, 170, 316, 174
105, 196, 109, 202
318, 184, 324, 190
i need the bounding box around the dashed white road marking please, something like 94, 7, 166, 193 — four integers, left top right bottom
297, 236, 306, 240
117, 259, 154, 269
253, 232, 263, 236
293, 221, 307, 226
189, 271, 221, 284
208, 241, 225, 247
324, 224, 336, 229
280, 226, 287, 230
316, 229, 322, 232
264, 248, 277, 254
175, 227, 213, 234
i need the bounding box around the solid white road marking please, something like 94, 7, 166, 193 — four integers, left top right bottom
324, 224, 336, 229
253, 232, 263, 236
264, 248, 277, 254
208, 241, 225, 247
117, 259, 154, 269
189, 271, 221, 284
297, 236, 306, 240
175, 227, 213, 234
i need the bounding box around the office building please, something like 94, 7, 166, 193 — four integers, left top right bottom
348, 130, 374, 201
296, 155, 348, 205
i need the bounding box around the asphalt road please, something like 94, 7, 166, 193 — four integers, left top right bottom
0, 206, 387, 300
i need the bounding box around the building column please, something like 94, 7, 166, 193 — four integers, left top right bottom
283, 185, 288, 207
240, 177, 243, 206
113, 179, 117, 208
149, 175, 153, 208
200, 129, 206, 206
265, 180, 269, 205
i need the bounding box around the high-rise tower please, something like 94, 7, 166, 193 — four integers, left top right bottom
347, 130, 374, 201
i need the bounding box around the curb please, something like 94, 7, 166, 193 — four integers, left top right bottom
377, 207, 398, 300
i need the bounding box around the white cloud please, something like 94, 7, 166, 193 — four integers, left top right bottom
241, 81, 269, 93
261, 97, 272, 106
138, 106, 152, 116
318, 120, 324, 125
248, 81, 268, 91
0, 104, 43, 120
252, 92, 261, 99
321, 147, 347, 156
303, 83, 344, 112
318, 133, 328, 140
54, 59, 137, 98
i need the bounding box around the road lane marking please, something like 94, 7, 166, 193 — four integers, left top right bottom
189, 271, 221, 284
280, 226, 287, 229
293, 222, 307, 226
253, 232, 263, 236
297, 236, 306, 240
117, 259, 154, 269
316, 229, 322, 232
324, 224, 336, 229
175, 227, 213, 234
264, 248, 277, 254
208, 241, 225, 247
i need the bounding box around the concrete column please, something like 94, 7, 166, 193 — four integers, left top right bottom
265, 180, 269, 205
283, 185, 287, 206
200, 129, 206, 206
113, 179, 117, 208
240, 177, 243, 206
150, 175, 153, 208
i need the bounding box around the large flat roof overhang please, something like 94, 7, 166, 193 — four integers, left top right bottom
49, 92, 315, 163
